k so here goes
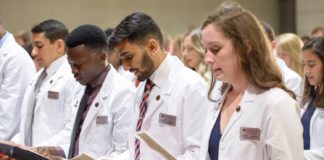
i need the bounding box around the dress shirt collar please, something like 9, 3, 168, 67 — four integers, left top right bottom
88, 65, 110, 90
149, 54, 171, 88
45, 55, 66, 78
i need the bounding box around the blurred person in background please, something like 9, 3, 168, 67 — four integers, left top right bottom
276, 33, 304, 77
262, 22, 303, 104
182, 28, 211, 83
162, 31, 172, 53
301, 35, 311, 44
311, 26, 324, 38
170, 34, 183, 59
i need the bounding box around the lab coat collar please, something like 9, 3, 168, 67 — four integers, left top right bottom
140, 55, 184, 121
45, 55, 66, 78
34, 58, 71, 111
241, 85, 260, 103
216, 84, 260, 109
149, 55, 181, 95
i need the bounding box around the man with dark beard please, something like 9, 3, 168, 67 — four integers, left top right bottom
109, 12, 213, 160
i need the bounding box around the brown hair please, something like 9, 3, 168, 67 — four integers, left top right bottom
302, 37, 324, 108
202, 1, 294, 101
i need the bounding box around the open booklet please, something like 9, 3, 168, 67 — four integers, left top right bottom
0, 143, 49, 160
0, 143, 94, 160
136, 131, 176, 160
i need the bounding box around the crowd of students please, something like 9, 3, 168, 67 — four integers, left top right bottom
0, 0, 323, 160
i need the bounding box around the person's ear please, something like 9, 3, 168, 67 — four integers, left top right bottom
146, 39, 159, 56
92, 52, 107, 65
56, 39, 65, 54
99, 52, 107, 61
97, 52, 107, 63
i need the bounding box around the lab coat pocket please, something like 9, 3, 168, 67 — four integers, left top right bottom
235, 127, 264, 159
90, 115, 112, 150
46, 90, 64, 112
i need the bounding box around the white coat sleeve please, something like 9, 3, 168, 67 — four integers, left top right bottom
304, 148, 324, 160
0, 53, 35, 140
105, 86, 136, 159
265, 97, 304, 160
176, 84, 211, 160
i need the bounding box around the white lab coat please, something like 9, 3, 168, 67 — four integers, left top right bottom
0, 33, 36, 140
301, 102, 324, 160
13, 56, 78, 146
199, 86, 304, 160
66, 66, 136, 159
126, 55, 213, 160
276, 57, 303, 104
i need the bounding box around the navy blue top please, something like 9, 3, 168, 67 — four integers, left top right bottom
208, 113, 222, 160
301, 100, 316, 150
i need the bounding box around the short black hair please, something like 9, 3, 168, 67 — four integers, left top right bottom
65, 24, 108, 53
108, 12, 163, 51
31, 19, 68, 43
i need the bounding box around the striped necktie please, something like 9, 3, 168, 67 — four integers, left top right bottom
134, 79, 155, 160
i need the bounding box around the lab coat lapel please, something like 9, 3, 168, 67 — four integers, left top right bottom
33, 69, 49, 112
81, 67, 114, 132
142, 92, 165, 122
221, 86, 259, 139
204, 87, 229, 147
21, 76, 39, 141
142, 62, 179, 123
34, 63, 66, 112
25, 72, 40, 110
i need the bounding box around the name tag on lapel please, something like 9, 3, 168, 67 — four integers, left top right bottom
159, 113, 177, 126
48, 91, 59, 99
96, 116, 108, 125
240, 127, 261, 141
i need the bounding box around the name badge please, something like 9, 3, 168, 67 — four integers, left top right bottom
240, 127, 261, 141
96, 116, 108, 125
48, 91, 59, 99
159, 113, 177, 126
